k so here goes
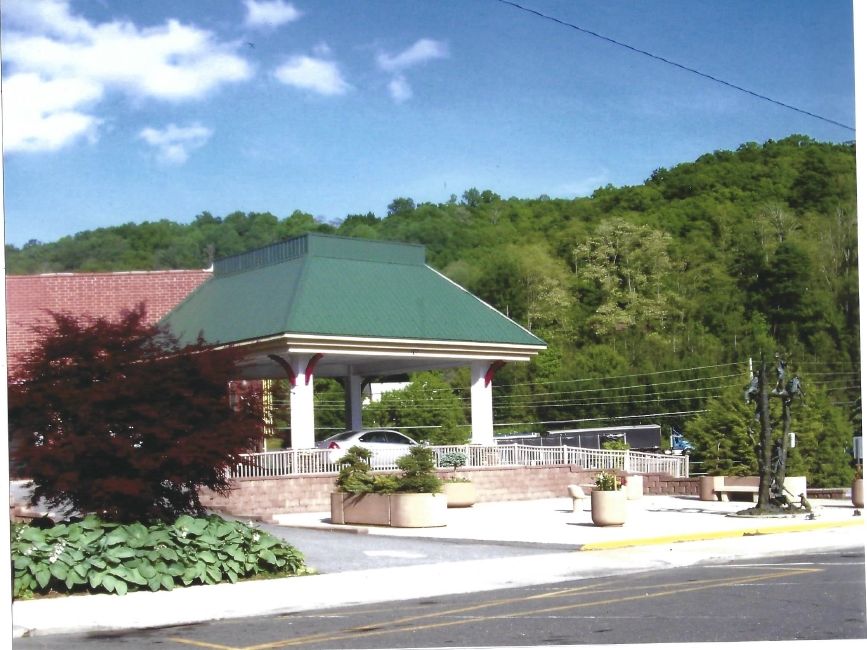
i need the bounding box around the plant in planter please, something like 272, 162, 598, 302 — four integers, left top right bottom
335, 446, 376, 494
439, 451, 469, 481
590, 472, 627, 527
853, 464, 864, 509
394, 446, 444, 493
438, 451, 477, 508
331, 445, 447, 527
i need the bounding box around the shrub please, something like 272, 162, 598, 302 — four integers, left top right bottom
394, 446, 443, 493
11, 514, 309, 600
439, 451, 470, 483
7, 304, 263, 523
601, 440, 630, 451
335, 446, 376, 493
334, 445, 442, 494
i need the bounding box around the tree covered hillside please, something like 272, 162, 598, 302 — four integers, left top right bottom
7, 135, 860, 483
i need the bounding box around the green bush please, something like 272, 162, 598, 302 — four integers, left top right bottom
335, 446, 376, 493
439, 450, 471, 483
11, 514, 309, 600
334, 445, 442, 494
439, 451, 468, 470
601, 440, 630, 451
394, 446, 443, 493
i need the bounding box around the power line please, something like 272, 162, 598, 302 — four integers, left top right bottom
493, 409, 709, 429
494, 393, 724, 411
301, 370, 740, 407
493, 0, 855, 132
498, 372, 743, 400
497, 361, 743, 389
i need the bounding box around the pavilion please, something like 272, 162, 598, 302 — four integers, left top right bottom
159, 233, 546, 447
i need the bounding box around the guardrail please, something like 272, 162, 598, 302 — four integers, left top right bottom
230, 444, 689, 479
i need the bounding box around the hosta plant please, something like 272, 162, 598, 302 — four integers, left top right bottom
11, 514, 310, 600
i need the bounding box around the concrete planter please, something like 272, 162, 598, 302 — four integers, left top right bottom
590, 489, 627, 527
625, 474, 643, 500
853, 478, 864, 509
332, 493, 390, 526
699, 475, 718, 501
330, 492, 447, 527
330, 492, 345, 525
441, 481, 477, 508
783, 476, 808, 500
389, 493, 448, 527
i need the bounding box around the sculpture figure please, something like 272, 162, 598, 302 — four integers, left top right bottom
745, 353, 810, 513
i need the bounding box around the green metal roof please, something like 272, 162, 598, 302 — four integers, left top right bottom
160, 233, 545, 347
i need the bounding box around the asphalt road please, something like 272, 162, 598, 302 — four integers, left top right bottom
14, 548, 866, 649
255, 522, 574, 574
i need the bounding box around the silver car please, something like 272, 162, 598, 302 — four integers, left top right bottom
316, 429, 417, 466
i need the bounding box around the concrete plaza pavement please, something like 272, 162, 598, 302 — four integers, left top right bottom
271, 493, 865, 549
12, 494, 866, 638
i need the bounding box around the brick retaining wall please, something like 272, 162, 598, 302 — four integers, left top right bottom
807, 487, 850, 500
201, 465, 700, 522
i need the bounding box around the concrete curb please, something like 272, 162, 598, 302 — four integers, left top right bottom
579, 517, 864, 550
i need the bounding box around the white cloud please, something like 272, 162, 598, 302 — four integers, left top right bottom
376, 38, 448, 103
388, 75, 413, 103
138, 123, 213, 164
274, 55, 350, 96
243, 0, 301, 29
377, 38, 449, 73
2, 73, 104, 152
1, 0, 252, 153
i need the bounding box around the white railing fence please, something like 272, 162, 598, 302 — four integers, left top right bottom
230, 444, 689, 480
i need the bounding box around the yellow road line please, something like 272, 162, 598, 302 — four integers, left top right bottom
245, 567, 818, 648
581, 517, 864, 550
189, 566, 819, 650
168, 638, 240, 650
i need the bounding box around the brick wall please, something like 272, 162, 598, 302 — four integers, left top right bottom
201, 466, 700, 522
807, 487, 849, 500
5, 270, 211, 372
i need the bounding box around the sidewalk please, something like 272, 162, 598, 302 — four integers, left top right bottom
12, 494, 866, 638
271, 494, 865, 549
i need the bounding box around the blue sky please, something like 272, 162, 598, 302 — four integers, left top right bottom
0, 0, 858, 247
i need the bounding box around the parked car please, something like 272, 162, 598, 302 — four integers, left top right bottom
316, 429, 418, 466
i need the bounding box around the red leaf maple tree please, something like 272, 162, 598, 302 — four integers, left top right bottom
8, 303, 263, 523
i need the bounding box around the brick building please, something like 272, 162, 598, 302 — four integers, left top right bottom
5, 270, 211, 373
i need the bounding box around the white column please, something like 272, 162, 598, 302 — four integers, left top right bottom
470, 360, 495, 445
344, 373, 363, 431
289, 354, 316, 449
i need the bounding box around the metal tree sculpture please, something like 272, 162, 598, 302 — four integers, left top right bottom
744, 351, 808, 512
